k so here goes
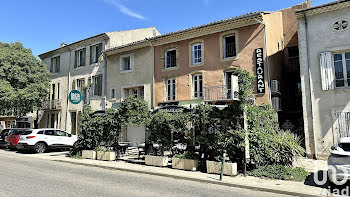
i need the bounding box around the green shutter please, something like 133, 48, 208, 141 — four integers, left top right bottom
82, 48, 86, 66
98, 43, 102, 62
90, 45, 93, 65
97, 74, 102, 96
72, 79, 76, 91
50, 58, 53, 72
74, 51, 78, 68
57, 56, 60, 73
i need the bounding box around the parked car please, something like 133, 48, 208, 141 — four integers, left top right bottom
4, 129, 29, 149
17, 129, 78, 153
328, 137, 350, 185
0, 129, 12, 148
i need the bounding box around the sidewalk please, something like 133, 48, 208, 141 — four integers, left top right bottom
3, 150, 329, 197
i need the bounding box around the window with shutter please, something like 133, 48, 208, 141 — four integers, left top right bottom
319, 52, 335, 90
97, 74, 102, 96
332, 52, 350, 88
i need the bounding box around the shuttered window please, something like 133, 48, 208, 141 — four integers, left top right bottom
75, 48, 86, 68
92, 74, 102, 96
50, 56, 60, 73
319, 52, 334, 90
333, 52, 350, 88
335, 111, 350, 138
90, 43, 102, 64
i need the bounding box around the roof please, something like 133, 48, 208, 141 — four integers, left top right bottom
296, 0, 350, 17
103, 38, 151, 55
38, 33, 107, 59
103, 11, 266, 54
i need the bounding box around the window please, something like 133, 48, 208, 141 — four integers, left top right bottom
166, 78, 176, 101
76, 78, 85, 93
193, 74, 203, 98
225, 71, 235, 99
333, 52, 350, 87
75, 48, 86, 68
44, 130, 55, 136
90, 43, 102, 64
223, 35, 236, 58
50, 56, 60, 73
124, 87, 144, 99
120, 54, 133, 72
192, 43, 202, 65
110, 88, 116, 99
92, 74, 102, 96
165, 49, 176, 68
332, 19, 349, 32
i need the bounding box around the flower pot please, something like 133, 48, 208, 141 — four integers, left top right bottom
206, 160, 237, 176
96, 151, 116, 161
145, 155, 169, 167
82, 150, 96, 160
172, 157, 198, 171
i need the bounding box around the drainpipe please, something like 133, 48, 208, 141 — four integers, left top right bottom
254, 17, 272, 105
65, 48, 72, 132
150, 41, 155, 109
303, 12, 318, 159
102, 49, 107, 111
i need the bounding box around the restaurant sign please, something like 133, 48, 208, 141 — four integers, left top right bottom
255, 48, 265, 94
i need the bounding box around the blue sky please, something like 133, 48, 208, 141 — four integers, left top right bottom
0, 0, 331, 57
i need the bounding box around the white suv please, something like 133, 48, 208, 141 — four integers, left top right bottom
17, 129, 78, 153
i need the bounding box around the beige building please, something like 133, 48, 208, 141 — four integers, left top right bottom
38, 27, 159, 134
297, 0, 350, 159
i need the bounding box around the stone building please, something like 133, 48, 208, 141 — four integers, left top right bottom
297, 0, 350, 159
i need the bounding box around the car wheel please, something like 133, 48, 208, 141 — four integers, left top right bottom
34, 142, 47, 153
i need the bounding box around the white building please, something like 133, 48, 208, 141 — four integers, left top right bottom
297, 0, 350, 159
38, 27, 159, 134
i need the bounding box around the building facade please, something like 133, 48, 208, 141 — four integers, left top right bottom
38, 27, 158, 134
297, 0, 350, 159
152, 3, 308, 119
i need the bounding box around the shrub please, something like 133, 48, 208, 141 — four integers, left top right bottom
248, 165, 309, 182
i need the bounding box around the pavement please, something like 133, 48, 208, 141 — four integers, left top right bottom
0, 149, 333, 197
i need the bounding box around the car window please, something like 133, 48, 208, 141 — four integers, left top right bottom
20, 130, 32, 135
44, 130, 56, 136
56, 130, 68, 136
340, 143, 350, 152
37, 131, 44, 134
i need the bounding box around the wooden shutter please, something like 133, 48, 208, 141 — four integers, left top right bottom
72, 79, 76, 91
90, 45, 93, 65
50, 58, 54, 72
320, 52, 334, 90
98, 43, 102, 62
97, 74, 102, 96
74, 51, 78, 68
82, 48, 86, 66
57, 56, 60, 73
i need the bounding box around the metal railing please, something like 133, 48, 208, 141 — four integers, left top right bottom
203, 85, 232, 101
41, 99, 61, 110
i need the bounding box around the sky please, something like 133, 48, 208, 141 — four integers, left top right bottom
0, 0, 332, 57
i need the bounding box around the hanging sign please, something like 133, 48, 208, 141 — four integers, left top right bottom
69, 90, 82, 104
255, 48, 265, 94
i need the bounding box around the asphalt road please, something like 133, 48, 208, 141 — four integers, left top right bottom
0, 150, 291, 197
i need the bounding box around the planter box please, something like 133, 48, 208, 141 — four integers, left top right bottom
172, 157, 198, 171
96, 151, 116, 161
206, 160, 237, 176
145, 155, 169, 167
82, 150, 96, 160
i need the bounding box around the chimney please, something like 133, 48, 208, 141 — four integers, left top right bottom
60, 43, 67, 48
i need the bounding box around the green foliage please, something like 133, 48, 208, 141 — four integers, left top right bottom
247, 105, 304, 167
248, 165, 309, 182
0, 42, 51, 116
231, 68, 254, 106
173, 152, 200, 160
74, 97, 149, 153
147, 111, 191, 152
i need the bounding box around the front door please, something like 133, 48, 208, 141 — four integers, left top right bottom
225, 71, 234, 99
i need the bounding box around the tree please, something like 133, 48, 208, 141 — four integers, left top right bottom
0, 42, 51, 117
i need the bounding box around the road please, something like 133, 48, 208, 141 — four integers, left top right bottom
0, 150, 291, 197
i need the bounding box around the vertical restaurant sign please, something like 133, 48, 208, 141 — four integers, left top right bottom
255, 48, 265, 94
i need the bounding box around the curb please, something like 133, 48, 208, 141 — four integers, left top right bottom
53, 159, 320, 197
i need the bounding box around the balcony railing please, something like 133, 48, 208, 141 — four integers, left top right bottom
203, 85, 233, 101
42, 99, 61, 110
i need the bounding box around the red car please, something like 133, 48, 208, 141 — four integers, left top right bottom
5, 129, 29, 149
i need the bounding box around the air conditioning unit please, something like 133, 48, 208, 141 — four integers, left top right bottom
271, 80, 280, 94
272, 97, 281, 111
231, 75, 239, 100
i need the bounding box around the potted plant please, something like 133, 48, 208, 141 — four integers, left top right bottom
96, 146, 116, 161
82, 150, 97, 160
206, 157, 237, 176
172, 152, 199, 171
145, 143, 169, 167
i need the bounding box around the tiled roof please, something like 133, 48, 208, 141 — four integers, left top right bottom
296, 0, 350, 13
